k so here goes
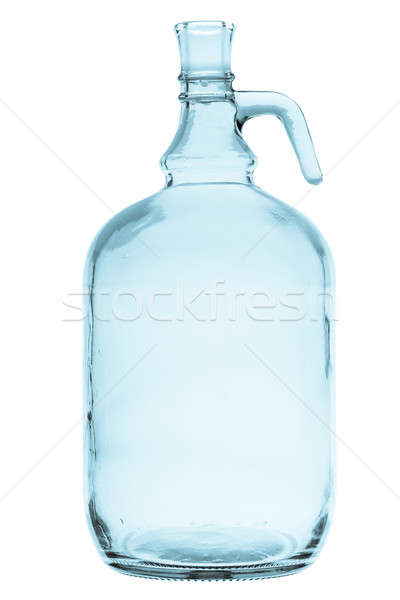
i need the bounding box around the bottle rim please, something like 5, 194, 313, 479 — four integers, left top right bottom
175, 20, 235, 33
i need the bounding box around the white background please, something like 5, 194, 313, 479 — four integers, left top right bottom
1, 0, 399, 597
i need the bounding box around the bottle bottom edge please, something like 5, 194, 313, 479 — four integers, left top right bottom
100, 524, 319, 580
105, 556, 314, 580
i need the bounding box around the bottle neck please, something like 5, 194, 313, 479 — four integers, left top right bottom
160, 79, 256, 186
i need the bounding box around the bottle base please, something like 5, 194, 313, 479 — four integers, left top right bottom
106, 557, 313, 581
103, 525, 317, 580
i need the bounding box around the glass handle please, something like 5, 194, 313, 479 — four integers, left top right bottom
235, 91, 323, 185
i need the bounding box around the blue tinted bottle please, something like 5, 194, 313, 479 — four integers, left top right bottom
84, 20, 334, 580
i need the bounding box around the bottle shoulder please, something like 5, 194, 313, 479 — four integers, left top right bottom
85, 189, 162, 265
250, 185, 335, 281
85, 183, 333, 285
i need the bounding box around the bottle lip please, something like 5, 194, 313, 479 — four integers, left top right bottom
175, 20, 235, 33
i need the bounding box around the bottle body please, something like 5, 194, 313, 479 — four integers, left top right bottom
84, 182, 334, 579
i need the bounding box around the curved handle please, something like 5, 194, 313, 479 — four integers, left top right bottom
235, 91, 322, 185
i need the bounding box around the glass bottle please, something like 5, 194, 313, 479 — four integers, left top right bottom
84, 20, 334, 580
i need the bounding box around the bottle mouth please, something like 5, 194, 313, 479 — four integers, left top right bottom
174, 20, 235, 81
174, 20, 235, 33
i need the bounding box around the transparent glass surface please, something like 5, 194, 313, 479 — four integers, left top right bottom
84, 21, 334, 581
